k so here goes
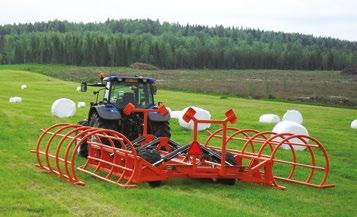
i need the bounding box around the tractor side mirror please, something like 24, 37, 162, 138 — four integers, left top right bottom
80, 82, 87, 92
152, 85, 157, 95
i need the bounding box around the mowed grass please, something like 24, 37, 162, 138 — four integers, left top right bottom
1, 64, 357, 106
0, 69, 356, 217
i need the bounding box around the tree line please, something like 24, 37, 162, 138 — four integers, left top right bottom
0, 19, 356, 69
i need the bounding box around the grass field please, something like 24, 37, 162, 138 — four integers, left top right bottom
1, 64, 357, 107
0, 69, 357, 217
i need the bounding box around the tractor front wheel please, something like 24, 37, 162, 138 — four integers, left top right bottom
204, 149, 237, 185
216, 151, 236, 185
216, 178, 236, 185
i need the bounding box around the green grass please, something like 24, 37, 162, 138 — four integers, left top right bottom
0, 69, 357, 217
1, 64, 357, 107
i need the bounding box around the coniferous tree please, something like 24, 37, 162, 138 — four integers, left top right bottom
0, 19, 356, 69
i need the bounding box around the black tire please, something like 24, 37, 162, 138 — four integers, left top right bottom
77, 120, 89, 126
90, 112, 119, 130
77, 120, 89, 157
204, 149, 237, 185
137, 148, 162, 187
220, 151, 236, 166
149, 121, 171, 138
216, 178, 236, 185
78, 112, 119, 158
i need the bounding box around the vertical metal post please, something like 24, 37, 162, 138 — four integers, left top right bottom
220, 122, 227, 175
192, 118, 198, 173
143, 112, 148, 136
193, 119, 198, 143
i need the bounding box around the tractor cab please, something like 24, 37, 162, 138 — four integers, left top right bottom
81, 75, 157, 109
103, 76, 156, 109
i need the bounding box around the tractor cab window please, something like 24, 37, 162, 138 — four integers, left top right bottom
110, 81, 154, 108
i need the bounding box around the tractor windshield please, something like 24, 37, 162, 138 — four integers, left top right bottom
109, 81, 154, 108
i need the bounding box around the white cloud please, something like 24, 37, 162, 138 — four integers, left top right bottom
0, 0, 356, 41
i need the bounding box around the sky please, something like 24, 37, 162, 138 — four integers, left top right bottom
1, 0, 356, 41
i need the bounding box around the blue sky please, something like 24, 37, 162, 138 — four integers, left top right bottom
1, 0, 356, 41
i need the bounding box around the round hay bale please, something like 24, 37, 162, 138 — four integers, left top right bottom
272, 121, 309, 151
77, 102, 86, 108
21, 84, 27, 90
170, 111, 182, 119
9, 96, 22, 103
166, 107, 172, 114
282, 109, 303, 124
51, 98, 76, 118
351, 120, 357, 129
178, 106, 211, 131
259, 114, 280, 124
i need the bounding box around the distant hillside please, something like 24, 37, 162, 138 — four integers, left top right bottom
0, 19, 356, 69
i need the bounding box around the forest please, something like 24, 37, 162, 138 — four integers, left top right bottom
0, 19, 356, 69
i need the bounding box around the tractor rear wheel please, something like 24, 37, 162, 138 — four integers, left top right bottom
149, 121, 171, 138
77, 120, 89, 157
137, 148, 162, 187
90, 112, 119, 130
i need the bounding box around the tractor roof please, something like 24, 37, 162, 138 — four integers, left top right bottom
103, 75, 156, 84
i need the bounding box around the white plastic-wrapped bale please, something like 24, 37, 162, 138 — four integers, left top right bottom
259, 114, 280, 124
76, 86, 81, 92
51, 98, 76, 118
178, 106, 211, 131
21, 84, 28, 90
77, 102, 86, 108
170, 111, 182, 119
351, 120, 357, 129
282, 109, 303, 124
9, 96, 22, 103
272, 121, 309, 151
166, 107, 172, 115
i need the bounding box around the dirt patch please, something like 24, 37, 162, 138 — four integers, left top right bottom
294, 96, 354, 106
341, 65, 357, 75
130, 62, 159, 70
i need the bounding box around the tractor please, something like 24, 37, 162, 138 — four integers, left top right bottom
78, 74, 171, 157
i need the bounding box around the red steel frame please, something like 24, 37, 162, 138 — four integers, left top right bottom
32, 106, 335, 190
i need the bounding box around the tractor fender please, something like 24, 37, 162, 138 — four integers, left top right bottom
90, 104, 121, 120
148, 112, 170, 122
